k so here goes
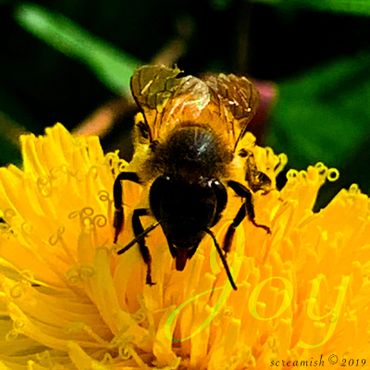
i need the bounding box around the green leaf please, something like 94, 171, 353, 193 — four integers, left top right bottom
14, 2, 141, 94
252, 0, 370, 16
266, 50, 370, 173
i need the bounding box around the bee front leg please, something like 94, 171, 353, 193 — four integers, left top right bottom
132, 208, 156, 286
223, 180, 271, 254
113, 172, 140, 243
240, 149, 272, 193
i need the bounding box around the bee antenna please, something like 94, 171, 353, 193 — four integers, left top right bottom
204, 228, 238, 290
116, 221, 160, 255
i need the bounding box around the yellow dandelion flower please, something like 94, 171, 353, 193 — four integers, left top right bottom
0, 123, 369, 369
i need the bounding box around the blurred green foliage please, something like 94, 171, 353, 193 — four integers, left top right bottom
267, 51, 370, 184
0, 0, 369, 203
15, 3, 140, 94
252, 0, 370, 16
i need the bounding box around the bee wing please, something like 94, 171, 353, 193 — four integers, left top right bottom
130, 65, 210, 140
130, 65, 259, 150
202, 73, 260, 150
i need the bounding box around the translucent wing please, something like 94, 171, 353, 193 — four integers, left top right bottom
130, 65, 259, 150
203, 73, 259, 150
130, 65, 209, 141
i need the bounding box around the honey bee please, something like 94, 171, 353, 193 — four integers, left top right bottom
113, 65, 271, 290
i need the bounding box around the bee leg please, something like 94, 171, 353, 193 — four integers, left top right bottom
224, 180, 271, 253
223, 203, 247, 254
113, 171, 140, 243
242, 150, 272, 193
132, 208, 156, 286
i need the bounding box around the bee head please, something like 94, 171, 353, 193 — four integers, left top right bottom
149, 175, 227, 271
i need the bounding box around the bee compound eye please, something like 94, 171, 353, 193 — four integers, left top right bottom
149, 175, 172, 220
